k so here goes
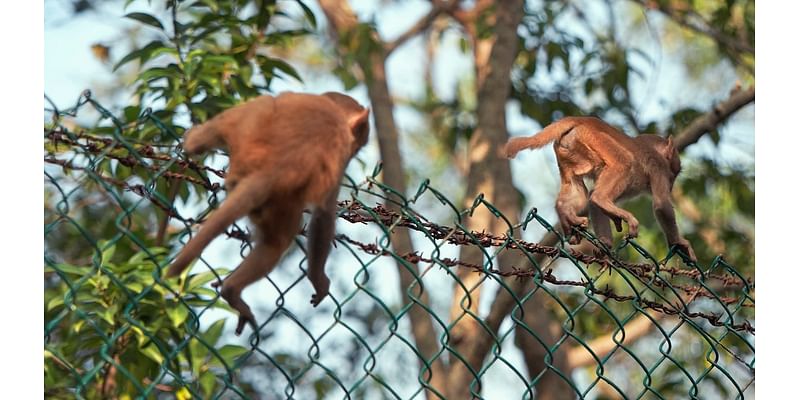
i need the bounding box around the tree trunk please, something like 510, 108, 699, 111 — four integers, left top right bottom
318, 2, 447, 396
445, 1, 549, 398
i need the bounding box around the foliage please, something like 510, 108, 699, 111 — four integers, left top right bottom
44, 0, 755, 398
45, 1, 319, 397
44, 244, 252, 398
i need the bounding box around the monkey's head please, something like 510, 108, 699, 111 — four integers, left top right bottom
322, 92, 371, 155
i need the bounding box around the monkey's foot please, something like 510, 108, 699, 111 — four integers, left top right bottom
563, 217, 588, 244
309, 275, 330, 307
625, 219, 639, 239
612, 217, 623, 232
212, 281, 257, 335
567, 216, 588, 228
671, 238, 697, 263
593, 253, 613, 275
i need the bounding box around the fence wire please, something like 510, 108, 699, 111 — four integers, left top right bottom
44, 92, 755, 399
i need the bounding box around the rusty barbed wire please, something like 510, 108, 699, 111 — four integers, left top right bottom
333, 234, 754, 334
337, 202, 751, 288
45, 132, 754, 335
46, 128, 227, 186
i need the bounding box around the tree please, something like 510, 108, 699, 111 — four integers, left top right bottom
45, 0, 755, 398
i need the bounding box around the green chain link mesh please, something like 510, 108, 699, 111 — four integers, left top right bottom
45, 93, 754, 399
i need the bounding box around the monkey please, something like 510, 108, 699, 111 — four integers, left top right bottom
166, 92, 370, 335
504, 116, 696, 262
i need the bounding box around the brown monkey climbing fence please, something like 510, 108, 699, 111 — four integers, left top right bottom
45, 93, 754, 399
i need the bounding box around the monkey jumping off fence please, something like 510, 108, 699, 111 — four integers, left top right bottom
167, 92, 370, 335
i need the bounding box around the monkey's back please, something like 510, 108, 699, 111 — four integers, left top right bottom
212, 93, 355, 206
553, 117, 666, 194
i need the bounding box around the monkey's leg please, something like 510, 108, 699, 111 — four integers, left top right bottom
651, 178, 697, 262
167, 173, 275, 278
555, 177, 589, 244
589, 202, 613, 248
211, 200, 304, 335
213, 239, 290, 336
589, 171, 639, 238
217, 199, 303, 335
306, 198, 337, 307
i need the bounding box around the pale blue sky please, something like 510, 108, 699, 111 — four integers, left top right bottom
42, 1, 756, 398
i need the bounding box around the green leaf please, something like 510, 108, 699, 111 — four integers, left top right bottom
125, 12, 165, 31
296, 0, 317, 29
201, 319, 226, 346
260, 57, 303, 83
199, 370, 217, 397
167, 304, 190, 327
139, 342, 165, 364
192, 0, 219, 12
333, 64, 358, 90
47, 295, 65, 311
217, 344, 248, 365
192, 287, 220, 299
203, 54, 238, 66
123, 105, 141, 122
113, 41, 168, 71
99, 304, 118, 325
185, 270, 221, 292
139, 66, 182, 82
101, 244, 116, 265
47, 263, 90, 277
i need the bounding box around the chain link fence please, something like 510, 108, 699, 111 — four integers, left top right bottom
44, 93, 755, 399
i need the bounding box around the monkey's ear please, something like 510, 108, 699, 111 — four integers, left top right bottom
656, 135, 676, 159
349, 108, 371, 149
349, 108, 370, 128
663, 135, 682, 176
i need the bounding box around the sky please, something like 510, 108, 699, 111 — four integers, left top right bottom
36, 0, 766, 398
14, 1, 800, 399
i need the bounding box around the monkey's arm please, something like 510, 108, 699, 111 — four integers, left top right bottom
305, 191, 338, 307
651, 178, 697, 262
166, 173, 274, 277
182, 122, 226, 154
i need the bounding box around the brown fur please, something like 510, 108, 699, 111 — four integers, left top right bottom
167, 92, 370, 334
504, 116, 696, 261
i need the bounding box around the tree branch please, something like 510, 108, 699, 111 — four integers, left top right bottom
567, 310, 665, 369
673, 86, 755, 151
385, 4, 445, 55
630, 0, 754, 56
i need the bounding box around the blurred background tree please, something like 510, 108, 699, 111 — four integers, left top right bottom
45, 0, 754, 398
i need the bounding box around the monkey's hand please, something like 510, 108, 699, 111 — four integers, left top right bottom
671, 238, 697, 263
566, 217, 589, 245
309, 274, 330, 307
625, 218, 639, 239
212, 281, 257, 336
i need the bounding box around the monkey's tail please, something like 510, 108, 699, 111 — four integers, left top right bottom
504, 118, 580, 158
166, 173, 274, 278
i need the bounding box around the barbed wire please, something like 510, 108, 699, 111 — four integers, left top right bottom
45, 96, 755, 399
44, 129, 755, 335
